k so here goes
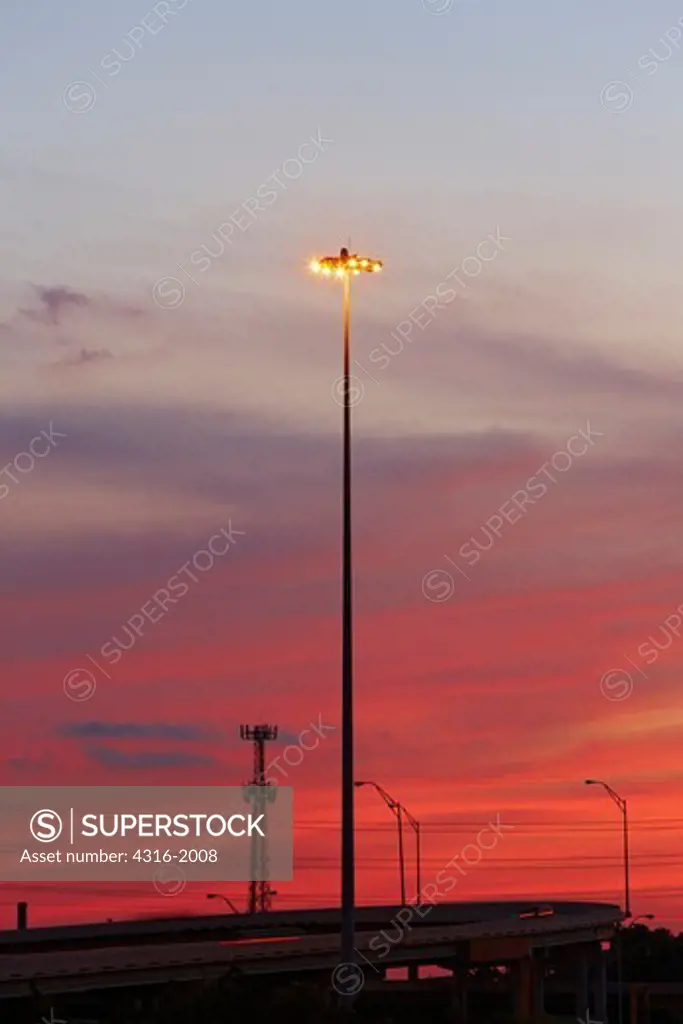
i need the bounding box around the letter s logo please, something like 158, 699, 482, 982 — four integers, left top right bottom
30, 809, 63, 843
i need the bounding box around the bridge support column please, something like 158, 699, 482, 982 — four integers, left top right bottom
629, 985, 638, 1024
576, 954, 589, 1020
450, 967, 469, 1023
534, 956, 545, 1016
514, 955, 543, 1021
593, 953, 608, 1024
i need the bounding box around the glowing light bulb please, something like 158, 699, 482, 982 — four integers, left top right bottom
322, 266, 332, 276
309, 259, 321, 273
360, 259, 369, 268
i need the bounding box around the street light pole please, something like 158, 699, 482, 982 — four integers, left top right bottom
617, 924, 624, 1024
341, 261, 355, 988
309, 248, 383, 1000
355, 781, 406, 905
396, 803, 406, 907
622, 797, 630, 919
584, 779, 631, 1024
355, 781, 421, 906
401, 808, 422, 901
584, 779, 631, 916
205, 893, 241, 914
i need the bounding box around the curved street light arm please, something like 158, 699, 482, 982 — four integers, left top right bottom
401, 807, 420, 833
206, 894, 241, 914
591, 779, 626, 812
357, 780, 401, 818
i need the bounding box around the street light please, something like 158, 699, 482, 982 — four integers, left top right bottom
355, 781, 422, 905
356, 778, 419, 901
309, 247, 384, 988
584, 779, 631, 916
355, 781, 405, 905
206, 894, 241, 914
402, 806, 422, 903
585, 779, 631, 1024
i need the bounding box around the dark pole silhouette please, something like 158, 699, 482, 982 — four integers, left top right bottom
401, 806, 422, 901
206, 894, 241, 914
308, 248, 383, 1003
356, 781, 422, 906
585, 778, 631, 1024
341, 260, 355, 982
584, 779, 631, 915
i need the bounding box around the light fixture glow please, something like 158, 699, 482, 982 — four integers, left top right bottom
305, 243, 384, 989
309, 249, 384, 281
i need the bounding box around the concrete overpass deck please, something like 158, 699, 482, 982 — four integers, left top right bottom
0, 900, 623, 1001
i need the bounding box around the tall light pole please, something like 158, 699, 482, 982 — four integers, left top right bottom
309, 248, 383, 989
355, 781, 406, 905
585, 779, 631, 1024
402, 806, 422, 902
355, 781, 422, 904
584, 779, 631, 916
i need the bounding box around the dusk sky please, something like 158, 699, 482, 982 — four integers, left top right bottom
2, 0, 683, 929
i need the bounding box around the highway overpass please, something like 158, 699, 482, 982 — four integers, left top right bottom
0, 900, 623, 1021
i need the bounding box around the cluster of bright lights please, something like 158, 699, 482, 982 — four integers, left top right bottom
309, 251, 383, 278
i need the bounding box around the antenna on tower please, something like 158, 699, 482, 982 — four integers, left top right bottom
240, 724, 278, 913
